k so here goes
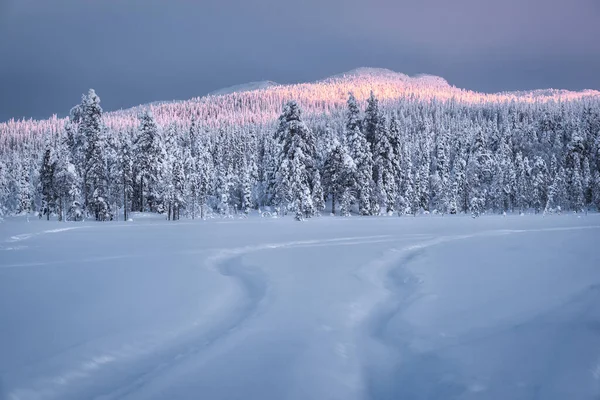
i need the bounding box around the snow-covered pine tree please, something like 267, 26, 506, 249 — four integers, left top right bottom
494, 133, 514, 212
514, 152, 529, 213
53, 134, 80, 221
582, 156, 592, 209
568, 153, 585, 212
39, 139, 55, 220
311, 168, 325, 216
135, 110, 165, 213
162, 124, 178, 220
593, 170, 600, 211
274, 101, 318, 219
197, 138, 214, 219
449, 150, 468, 214
240, 157, 253, 215
467, 129, 487, 217
345, 94, 374, 215
417, 154, 431, 213
118, 131, 134, 221
16, 159, 33, 215
171, 150, 186, 220
388, 116, 404, 192
363, 91, 381, 151
323, 139, 355, 215
433, 129, 451, 214
104, 129, 121, 220
215, 143, 232, 217
78, 90, 103, 212
289, 154, 313, 221
544, 166, 567, 214
373, 114, 397, 214
530, 156, 548, 213
0, 159, 10, 220
339, 187, 353, 217
77, 89, 111, 221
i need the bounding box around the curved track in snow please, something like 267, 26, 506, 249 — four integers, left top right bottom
1, 217, 600, 400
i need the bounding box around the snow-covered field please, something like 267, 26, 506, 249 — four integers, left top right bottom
1, 214, 600, 400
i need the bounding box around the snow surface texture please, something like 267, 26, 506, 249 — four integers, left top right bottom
1, 214, 600, 400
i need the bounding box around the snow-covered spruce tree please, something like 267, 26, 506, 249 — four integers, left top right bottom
433, 129, 451, 214
260, 134, 280, 209
274, 101, 318, 219
311, 168, 325, 216
118, 131, 134, 221
544, 166, 567, 215
171, 151, 186, 220
323, 139, 355, 215
196, 137, 214, 218
182, 122, 201, 219
582, 156, 592, 209
78, 90, 103, 213
406, 166, 420, 215
466, 129, 488, 217
0, 158, 9, 220
568, 153, 585, 212
593, 170, 600, 211
105, 130, 121, 220
76, 89, 111, 221
530, 156, 548, 213
215, 141, 233, 217
494, 133, 515, 213
345, 94, 374, 215
53, 134, 80, 221
39, 139, 56, 220
87, 129, 111, 221
238, 154, 253, 216
373, 114, 397, 214
417, 153, 431, 213
16, 159, 34, 215
134, 110, 165, 213
162, 124, 177, 220
512, 152, 526, 213
289, 154, 313, 221
363, 91, 381, 151
64, 120, 85, 179
388, 116, 404, 192
339, 188, 353, 217
449, 149, 468, 214
315, 124, 337, 171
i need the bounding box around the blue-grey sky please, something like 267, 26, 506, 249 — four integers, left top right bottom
1, 0, 599, 122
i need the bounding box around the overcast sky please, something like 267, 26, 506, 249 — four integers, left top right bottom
1, 0, 599, 122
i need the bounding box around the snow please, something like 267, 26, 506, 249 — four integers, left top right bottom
1, 215, 600, 399
322, 67, 451, 88
208, 81, 279, 96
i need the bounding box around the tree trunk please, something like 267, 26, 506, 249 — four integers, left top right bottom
139, 177, 144, 212
123, 184, 127, 221
331, 192, 336, 216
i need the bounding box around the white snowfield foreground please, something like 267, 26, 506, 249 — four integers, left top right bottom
1, 214, 600, 400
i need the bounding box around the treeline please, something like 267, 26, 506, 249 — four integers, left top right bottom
0, 88, 599, 221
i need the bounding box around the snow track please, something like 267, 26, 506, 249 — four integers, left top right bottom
1, 216, 599, 400
359, 225, 600, 400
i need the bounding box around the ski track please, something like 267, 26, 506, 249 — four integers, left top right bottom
4, 227, 85, 244
5, 235, 399, 400
359, 225, 600, 400
4, 225, 600, 400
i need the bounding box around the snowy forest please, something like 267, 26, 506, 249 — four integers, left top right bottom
1, 70, 599, 221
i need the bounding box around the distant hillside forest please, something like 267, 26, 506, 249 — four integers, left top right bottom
1, 72, 599, 220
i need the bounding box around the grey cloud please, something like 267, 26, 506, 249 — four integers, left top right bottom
0, 0, 598, 121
